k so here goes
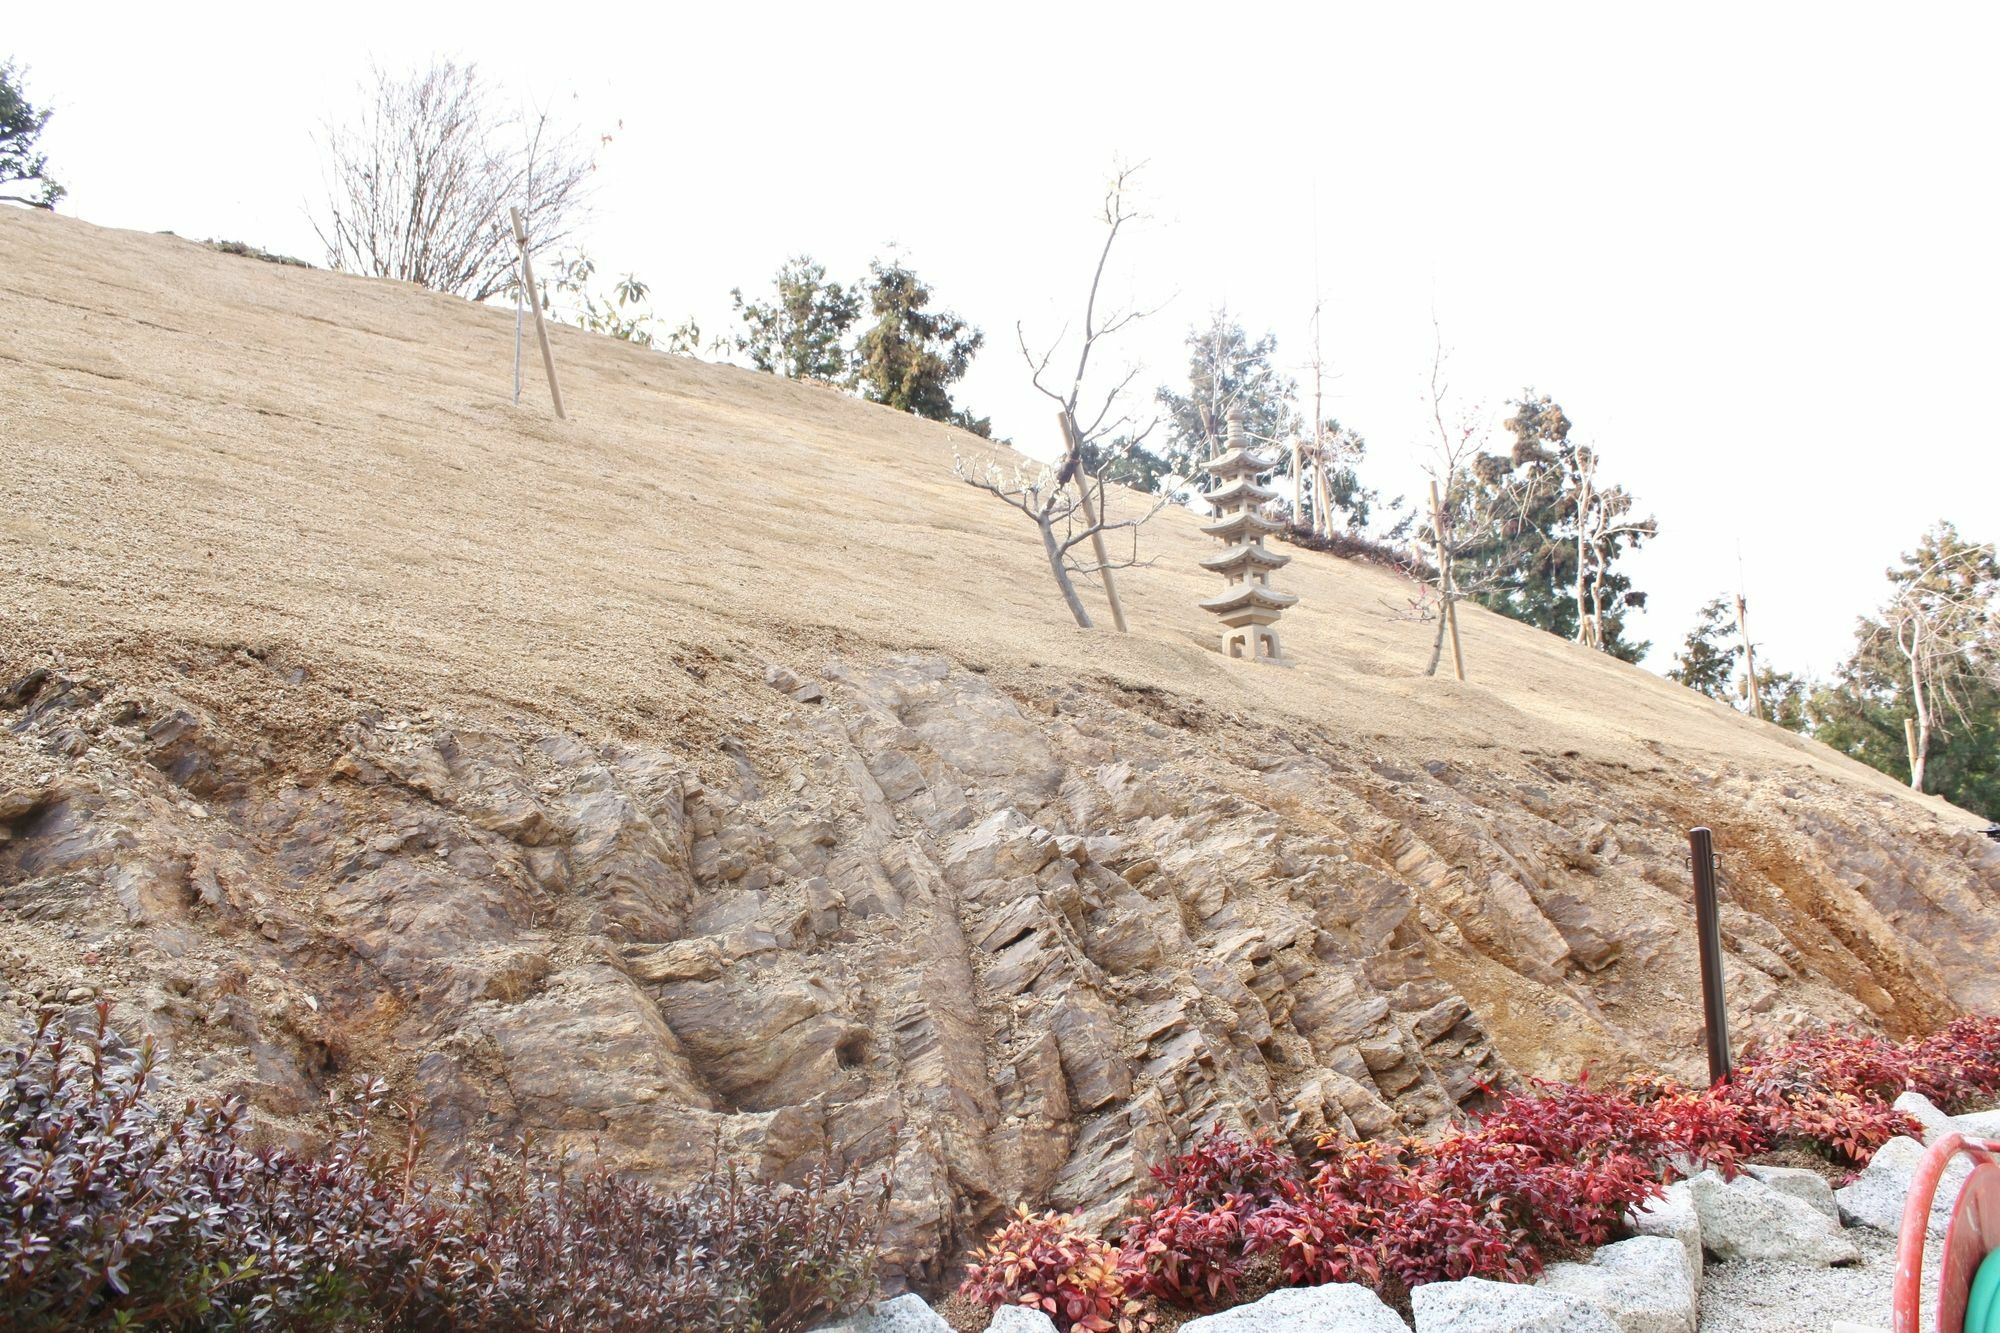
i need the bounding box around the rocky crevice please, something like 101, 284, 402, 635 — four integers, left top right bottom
2, 653, 1995, 1278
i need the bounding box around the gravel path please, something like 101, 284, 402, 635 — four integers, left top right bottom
1699, 1215, 1940, 1331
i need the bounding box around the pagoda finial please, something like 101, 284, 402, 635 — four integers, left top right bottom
1225, 405, 1246, 450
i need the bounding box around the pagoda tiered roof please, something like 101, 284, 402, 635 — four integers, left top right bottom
1199, 583, 1300, 616
1203, 445, 1282, 480
1198, 542, 1292, 575
1206, 476, 1281, 511
1199, 509, 1286, 542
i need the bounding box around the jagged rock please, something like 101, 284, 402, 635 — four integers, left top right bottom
1412, 1276, 1621, 1331
1743, 1163, 1839, 1221
986, 1308, 1060, 1333
3, 647, 1994, 1286
1537, 1235, 1695, 1332
1835, 1134, 1970, 1237
1893, 1090, 1952, 1143
1688, 1170, 1859, 1265
813, 1293, 951, 1332
1180, 1282, 1406, 1331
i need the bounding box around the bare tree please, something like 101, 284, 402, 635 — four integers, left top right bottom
1877, 525, 1999, 791
314, 62, 592, 302
954, 453, 1167, 627
1568, 445, 1657, 650
962, 163, 1165, 629
1402, 327, 1549, 678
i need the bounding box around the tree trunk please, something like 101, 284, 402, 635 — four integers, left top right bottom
1735, 595, 1764, 720
1574, 478, 1593, 646
1039, 513, 1094, 629
1588, 541, 1607, 649
1291, 439, 1304, 527
1901, 626, 1929, 791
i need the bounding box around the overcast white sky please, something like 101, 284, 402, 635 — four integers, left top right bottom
13, 2, 1998, 678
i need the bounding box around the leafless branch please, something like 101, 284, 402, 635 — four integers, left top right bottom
313, 61, 593, 302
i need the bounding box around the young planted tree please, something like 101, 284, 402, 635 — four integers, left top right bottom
854, 258, 988, 434
964, 164, 1166, 629
314, 61, 592, 302
1403, 335, 1518, 679
1288, 300, 1377, 535
731, 256, 863, 381
0, 60, 63, 209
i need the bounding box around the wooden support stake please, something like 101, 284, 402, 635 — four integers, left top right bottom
1687, 826, 1733, 1084
510, 207, 565, 420
1734, 593, 1763, 720
1429, 479, 1465, 682
1057, 412, 1128, 634
1313, 442, 1330, 535
1905, 716, 1922, 788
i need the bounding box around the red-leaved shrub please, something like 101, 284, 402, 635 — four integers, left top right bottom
960, 1208, 1153, 1333
1719, 1030, 1927, 1164
1, 1004, 887, 1332
1120, 1127, 1304, 1310
964, 1016, 2000, 1323
1144, 1127, 1304, 1212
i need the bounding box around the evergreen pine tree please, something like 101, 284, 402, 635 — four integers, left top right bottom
1669, 598, 1741, 700
852, 258, 986, 433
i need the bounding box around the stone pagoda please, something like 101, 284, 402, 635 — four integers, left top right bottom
1198, 407, 1297, 662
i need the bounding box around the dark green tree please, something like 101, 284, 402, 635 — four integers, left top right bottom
1, 61, 64, 209
731, 256, 862, 382
1454, 392, 1653, 661
852, 258, 987, 434
1752, 666, 1812, 734
1151, 312, 1298, 492
1669, 597, 1741, 700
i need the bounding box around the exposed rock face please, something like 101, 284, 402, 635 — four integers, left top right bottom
2, 653, 1996, 1279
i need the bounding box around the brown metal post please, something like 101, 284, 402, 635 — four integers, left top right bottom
1688, 826, 1732, 1084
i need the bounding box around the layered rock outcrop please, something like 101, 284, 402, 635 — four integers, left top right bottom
2, 651, 1996, 1278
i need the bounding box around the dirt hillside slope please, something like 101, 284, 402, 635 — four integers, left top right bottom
3, 209, 1994, 1275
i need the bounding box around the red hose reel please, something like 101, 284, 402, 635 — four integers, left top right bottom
1893, 1133, 2000, 1332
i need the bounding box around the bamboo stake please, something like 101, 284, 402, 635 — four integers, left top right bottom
1057, 412, 1128, 633
1734, 593, 1763, 720
509, 207, 565, 420
1430, 479, 1465, 682
1905, 716, 1922, 787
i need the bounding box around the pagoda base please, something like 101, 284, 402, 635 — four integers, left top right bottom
1214, 611, 1287, 664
